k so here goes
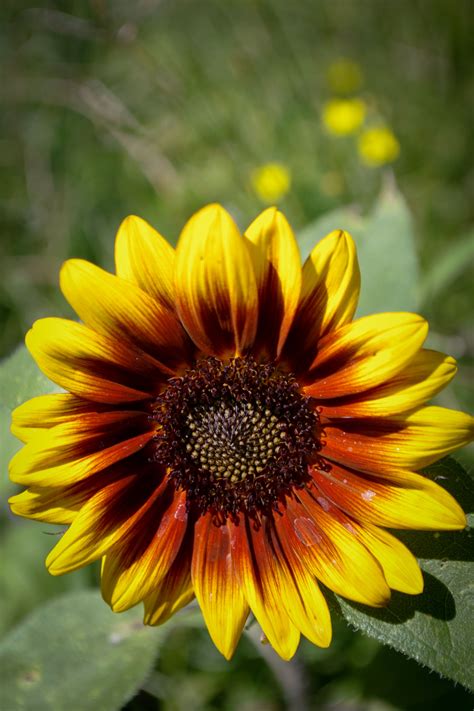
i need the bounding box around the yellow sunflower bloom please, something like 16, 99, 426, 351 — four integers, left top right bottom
9, 206, 472, 661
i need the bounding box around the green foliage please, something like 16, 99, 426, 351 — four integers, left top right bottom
330, 457, 474, 692
0, 346, 57, 412
419, 228, 474, 307
0, 590, 166, 711
0, 346, 56, 505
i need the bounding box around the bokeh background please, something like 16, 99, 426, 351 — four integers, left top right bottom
1, 1, 473, 709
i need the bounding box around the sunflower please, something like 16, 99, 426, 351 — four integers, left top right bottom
9, 205, 473, 660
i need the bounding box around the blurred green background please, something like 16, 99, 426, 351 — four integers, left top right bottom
1, 1, 473, 709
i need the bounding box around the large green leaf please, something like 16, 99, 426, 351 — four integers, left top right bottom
418, 228, 474, 306
0, 345, 57, 412
0, 520, 92, 637
329, 457, 474, 691
0, 590, 200, 711
0, 346, 58, 504
298, 179, 419, 315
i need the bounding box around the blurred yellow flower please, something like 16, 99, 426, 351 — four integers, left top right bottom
327, 59, 363, 94
358, 127, 400, 166
322, 99, 366, 136
251, 162, 291, 203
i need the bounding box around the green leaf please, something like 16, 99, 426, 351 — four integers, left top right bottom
0, 521, 92, 637
418, 228, 474, 306
0, 345, 58, 411
297, 178, 419, 315
0, 346, 58, 505
329, 457, 473, 691
0, 590, 170, 711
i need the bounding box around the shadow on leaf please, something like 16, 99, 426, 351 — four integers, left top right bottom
328, 569, 455, 624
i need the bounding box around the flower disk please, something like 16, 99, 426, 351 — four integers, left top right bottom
9, 203, 473, 661
152, 357, 320, 522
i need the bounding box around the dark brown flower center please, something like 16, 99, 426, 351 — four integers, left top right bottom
151, 357, 320, 523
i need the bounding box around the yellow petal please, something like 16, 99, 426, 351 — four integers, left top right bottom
175, 204, 258, 357
114, 215, 176, 310
272, 520, 332, 648
60, 259, 190, 371
286, 493, 391, 606
11, 394, 118, 443
245, 207, 301, 358
191, 514, 249, 659
8, 463, 142, 526
318, 349, 457, 417
304, 312, 428, 397
143, 530, 194, 625
229, 517, 300, 660
46, 474, 159, 575
284, 230, 359, 370
323, 405, 474, 474
26, 318, 160, 403
312, 463, 466, 530
102, 489, 188, 613
350, 522, 423, 594
9, 488, 79, 525
10, 412, 153, 486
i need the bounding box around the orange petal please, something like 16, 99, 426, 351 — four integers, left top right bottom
311, 462, 466, 530
8, 459, 151, 525
317, 350, 457, 418
191, 514, 249, 659
26, 318, 163, 403
349, 522, 423, 594
114, 215, 176, 310
143, 526, 195, 625
46, 472, 162, 575
283, 492, 390, 606
283, 230, 359, 371
11, 394, 117, 443
9, 487, 83, 525
228, 516, 300, 660
270, 519, 332, 648
61, 259, 191, 370
244, 207, 301, 359
322, 405, 474, 474
102, 488, 188, 612
303, 312, 428, 397
9, 411, 154, 486
175, 204, 258, 357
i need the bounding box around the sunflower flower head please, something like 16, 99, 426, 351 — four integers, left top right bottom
9, 205, 472, 661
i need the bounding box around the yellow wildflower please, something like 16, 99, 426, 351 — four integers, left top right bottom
251, 163, 291, 203
358, 127, 400, 166
322, 98, 366, 136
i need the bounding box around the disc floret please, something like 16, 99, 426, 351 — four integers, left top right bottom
152, 357, 320, 521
